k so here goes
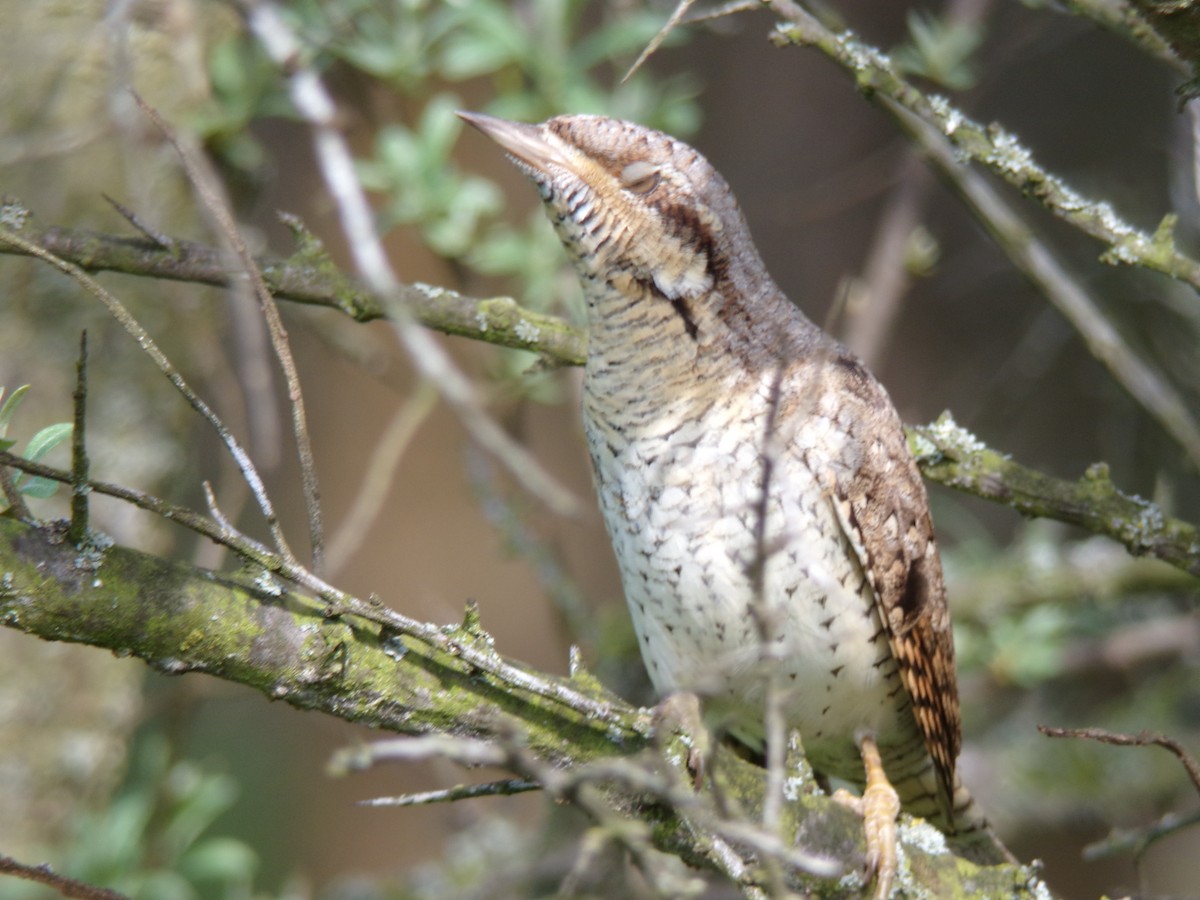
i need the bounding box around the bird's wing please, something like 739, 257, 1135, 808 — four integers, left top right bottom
808, 352, 961, 809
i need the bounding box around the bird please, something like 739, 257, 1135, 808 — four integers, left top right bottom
459, 110, 1012, 896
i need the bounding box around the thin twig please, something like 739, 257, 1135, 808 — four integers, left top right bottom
1037, 725, 1200, 797
624, 0, 696, 82
767, 0, 1200, 291
132, 92, 327, 575
765, 0, 1200, 470
1058, 0, 1185, 73
0, 451, 278, 568
68, 330, 89, 545
102, 193, 175, 249
0, 853, 127, 900
1081, 808, 1200, 861
466, 448, 595, 651
356, 779, 541, 807
889, 98, 1200, 469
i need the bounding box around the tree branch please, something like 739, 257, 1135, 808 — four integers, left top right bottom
910, 413, 1200, 577
768, 1, 1200, 293
0, 516, 1047, 898
0, 209, 587, 367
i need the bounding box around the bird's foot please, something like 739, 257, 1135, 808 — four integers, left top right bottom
651, 691, 709, 789
832, 735, 900, 900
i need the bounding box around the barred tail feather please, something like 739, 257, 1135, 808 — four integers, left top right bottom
891, 762, 1015, 866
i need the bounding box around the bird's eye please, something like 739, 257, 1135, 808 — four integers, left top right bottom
619, 161, 660, 194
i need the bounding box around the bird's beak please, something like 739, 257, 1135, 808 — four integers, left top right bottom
457, 111, 569, 172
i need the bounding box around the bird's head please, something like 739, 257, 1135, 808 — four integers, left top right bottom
459, 112, 765, 312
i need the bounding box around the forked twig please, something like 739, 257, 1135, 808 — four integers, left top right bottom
0, 227, 295, 561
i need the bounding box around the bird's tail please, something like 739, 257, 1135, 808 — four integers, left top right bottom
893, 764, 1015, 866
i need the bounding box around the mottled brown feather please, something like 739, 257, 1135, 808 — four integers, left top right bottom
821, 356, 961, 818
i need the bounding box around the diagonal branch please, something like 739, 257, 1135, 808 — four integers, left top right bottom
0, 515, 1048, 898
133, 93, 327, 574
768, 0, 1200, 293
240, 0, 579, 518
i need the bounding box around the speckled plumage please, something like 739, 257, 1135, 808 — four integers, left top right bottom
461, 111, 1007, 868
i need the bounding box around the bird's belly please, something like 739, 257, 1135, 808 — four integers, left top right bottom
587, 408, 916, 781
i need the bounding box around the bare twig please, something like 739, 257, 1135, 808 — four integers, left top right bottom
766, 0, 1200, 469
0, 853, 127, 900
1057, 0, 1185, 73
767, 1, 1200, 292
102, 193, 175, 249
356, 779, 540, 807
1081, 808, 1200, 861
0, 226, 296, 560
133, 93, 327, 574
890, 98, 1200, 469
624, 0, 697, 82
326, 381, 438, 575
842, 152, 933, 365
466, 448, 595, 651
1037, 725, 1200, 797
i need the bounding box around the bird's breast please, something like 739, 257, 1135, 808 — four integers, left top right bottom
583, 366, 918, 779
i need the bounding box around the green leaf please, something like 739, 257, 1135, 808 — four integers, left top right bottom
178, 837, 257, 887
0, 384, 30, 436
24, 422, 73, 462
19, 476, 60, 499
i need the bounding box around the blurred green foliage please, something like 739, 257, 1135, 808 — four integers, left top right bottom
4, 732, 264, 900
892, 9, 982, 91
193, 0, 700, 320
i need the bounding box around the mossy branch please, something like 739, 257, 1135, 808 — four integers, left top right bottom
0, 515, 1046, 898
768, 1, 1200, 293
0, 209, 587, 367
910, 414, 1200, 578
